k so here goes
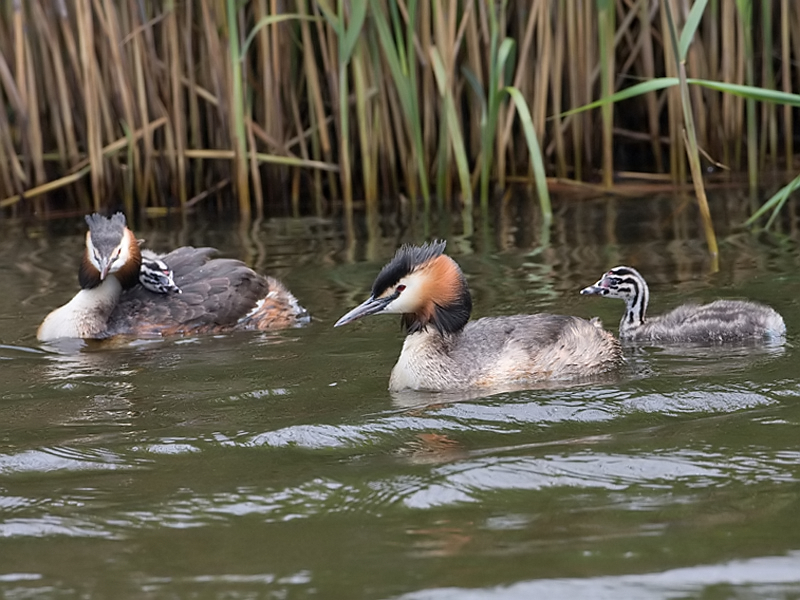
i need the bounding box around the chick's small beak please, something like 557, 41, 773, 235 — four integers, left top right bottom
334, 295, 393, 327
580, 284, 598, 295
580, 277, 609, 296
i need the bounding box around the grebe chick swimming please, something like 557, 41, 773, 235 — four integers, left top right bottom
334, 241, 622, 392
37, 213, 308, 341
580, 266, 786, 343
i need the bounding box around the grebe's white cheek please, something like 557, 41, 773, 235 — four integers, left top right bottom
89, 253, 103, 272
108, 233, 134, 274
86, 236, 103, 272
383, 271, 425, 314
109, 252, 127, 273
384, 292, 416, 314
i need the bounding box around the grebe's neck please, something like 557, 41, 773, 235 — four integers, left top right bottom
37, 276, 123, 341
618, 273, 649, 336
388, 328, 463, 392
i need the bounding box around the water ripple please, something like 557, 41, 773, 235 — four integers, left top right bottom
115, 478, 353, 528
240, 416, 506, 450
0, 446, 136, 475
620, 387, 776, 415
3, 443, 792, 540
395, 551, 800, 600
397, 382, 780, 424
0, 516, 120, 539
382, 448, 800, 509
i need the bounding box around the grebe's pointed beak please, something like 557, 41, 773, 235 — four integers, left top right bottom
334, 295, 393, 327
98, 257, 113, 280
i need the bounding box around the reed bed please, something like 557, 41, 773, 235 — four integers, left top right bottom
0, 0, 797, 221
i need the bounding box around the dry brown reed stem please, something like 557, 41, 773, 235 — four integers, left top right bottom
549, 5, 565, 179
599, 0, 614, 188
11, 0, 28, 189
0, 1, 796, 217
498, 1, 537, 186
0, 43, 22, 193
760, 1, 776, 168
782, 0, 793, 169
565, 1, 585, 180
637, 0, 663, 172
1, 117, 167, 209
660, 0, 683, 183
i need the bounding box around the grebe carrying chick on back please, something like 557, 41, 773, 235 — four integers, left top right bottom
335, 241, 623, 392
37, 213, 308, 341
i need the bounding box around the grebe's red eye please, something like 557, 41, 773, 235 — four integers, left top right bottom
396, 284, 406, 292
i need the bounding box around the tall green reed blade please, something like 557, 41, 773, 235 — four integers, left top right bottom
745, 172, 800, 229
505, 86, 552, 234
352, 44, 378, 206
242, 13, 318, 56
433, 68, 453, 207
735, 0, 757, 190
370, 0, 430, 210
559, 79, 800, 121
666, 0, 718, 260
430, 46, 472, 214
687, 80, 800, 105
477, 0, 511, 212
226, 0, 250, 218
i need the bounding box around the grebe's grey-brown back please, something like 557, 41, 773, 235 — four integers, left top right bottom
37, 213, 308, 341
334, 241, 622, 392
580, 266, 786, 343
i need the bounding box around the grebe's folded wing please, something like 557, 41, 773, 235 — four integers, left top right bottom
106, 249, 272, 336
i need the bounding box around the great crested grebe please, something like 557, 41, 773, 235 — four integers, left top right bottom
580, 266, 786, 343
37, 213, 308, 341
334, 241, 623, 392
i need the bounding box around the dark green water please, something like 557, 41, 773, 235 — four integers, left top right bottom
2, 193, 800, 598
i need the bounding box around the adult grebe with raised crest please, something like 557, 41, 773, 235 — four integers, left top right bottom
335, 241, 622, 392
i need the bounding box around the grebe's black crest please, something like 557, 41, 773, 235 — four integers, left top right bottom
334, 240, 472, 336
85, 212, 127, 254
372, 240, 447, 297
79, 212, 142, 290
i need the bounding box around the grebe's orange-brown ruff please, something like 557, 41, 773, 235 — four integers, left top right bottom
335, 241, 622, 392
